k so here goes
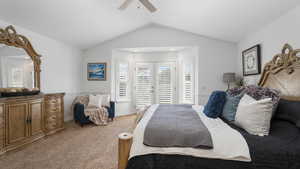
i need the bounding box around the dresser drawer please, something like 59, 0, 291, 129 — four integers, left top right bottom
0, 105, 4, 128
46, 103, 61, 113
45, 96, 62, 113
46, 115, 57, 130
0, 104, 4, 149
46, 97, 61, 105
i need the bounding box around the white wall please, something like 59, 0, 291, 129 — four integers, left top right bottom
237, 6, 300, 85
0, 19, 83, 121
83, 24, 237, 114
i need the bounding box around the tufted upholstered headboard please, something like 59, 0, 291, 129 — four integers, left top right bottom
258, 44, 300, 101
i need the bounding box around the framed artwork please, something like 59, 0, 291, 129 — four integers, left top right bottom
242, 44, 261, 76
87, 63, 107, 81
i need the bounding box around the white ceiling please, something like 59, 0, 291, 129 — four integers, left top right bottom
0, 0, 299, 49
117, 46, 188, 53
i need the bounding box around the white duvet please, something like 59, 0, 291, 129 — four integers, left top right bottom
129, 104, 251, 162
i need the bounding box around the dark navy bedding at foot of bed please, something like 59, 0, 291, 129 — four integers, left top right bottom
126, 119, 300, 169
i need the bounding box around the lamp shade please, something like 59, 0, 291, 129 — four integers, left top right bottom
223, 73, 236, 83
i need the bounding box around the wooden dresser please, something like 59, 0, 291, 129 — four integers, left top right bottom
0, 25, 66, 155
0, 93, 65, 155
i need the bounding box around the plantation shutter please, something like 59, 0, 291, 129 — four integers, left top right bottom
135, 64, 154, 108
117, 63, 129, 100
157, 63, 175, 104
183, 65, 193, 104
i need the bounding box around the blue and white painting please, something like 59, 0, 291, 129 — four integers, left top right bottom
87, 63, 106, 81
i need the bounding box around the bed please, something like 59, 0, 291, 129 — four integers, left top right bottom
126, 119, 300, 169
118, 44, 300, 169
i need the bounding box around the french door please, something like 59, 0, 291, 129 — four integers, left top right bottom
134, 62, 176, 108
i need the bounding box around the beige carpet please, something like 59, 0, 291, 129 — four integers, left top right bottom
0, 115, 136, 169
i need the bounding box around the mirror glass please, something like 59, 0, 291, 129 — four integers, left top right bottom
0, 45, 35, 89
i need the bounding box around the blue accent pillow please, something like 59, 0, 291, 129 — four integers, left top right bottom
222, 93, 243, 122
204, 91, 227, 118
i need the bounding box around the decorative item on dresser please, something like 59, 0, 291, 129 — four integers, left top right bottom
0, 25, 41, 90
0, 25, 66, 155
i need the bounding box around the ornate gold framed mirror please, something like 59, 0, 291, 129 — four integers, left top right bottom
0, 25, 41, 95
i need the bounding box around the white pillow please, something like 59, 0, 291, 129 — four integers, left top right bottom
88, 94, 102, 108
100, 95, 111, 107
235, 94, 273, 136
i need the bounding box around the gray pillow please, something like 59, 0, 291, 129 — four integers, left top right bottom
222, 93, 243, 122
228, 85, 280, 115
235, 94, 273, 136
275, 99, 300, 128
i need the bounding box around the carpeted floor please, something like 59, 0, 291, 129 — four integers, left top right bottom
0, 115, 136, 169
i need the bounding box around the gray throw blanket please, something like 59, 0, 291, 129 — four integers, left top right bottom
144, 104, 213, 149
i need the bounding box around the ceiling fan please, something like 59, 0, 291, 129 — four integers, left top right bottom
119, 0, 157, 13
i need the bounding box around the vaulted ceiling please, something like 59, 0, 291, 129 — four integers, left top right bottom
0, 0, 299, 49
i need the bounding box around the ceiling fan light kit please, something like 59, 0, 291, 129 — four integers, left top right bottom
119, 0, 157, 13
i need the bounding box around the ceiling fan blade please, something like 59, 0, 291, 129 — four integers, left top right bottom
139, 0, 157, 13
119, 0, 135, 10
